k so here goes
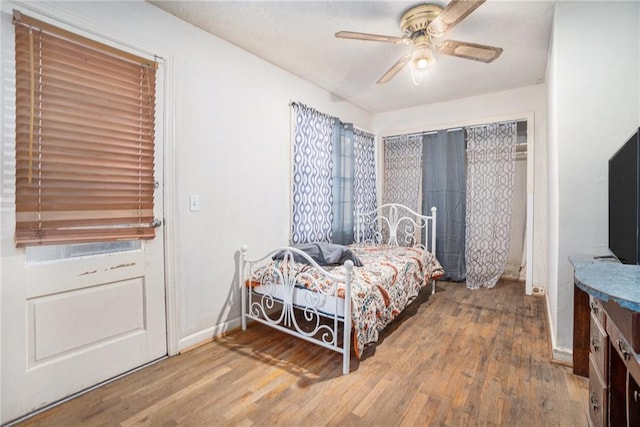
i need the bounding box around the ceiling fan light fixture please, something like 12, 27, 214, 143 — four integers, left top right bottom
410, 45, 434, 85
416, 57, 429, 69
411, 45, 434, 68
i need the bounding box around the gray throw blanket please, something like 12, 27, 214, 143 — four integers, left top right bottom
273, 242, 363, 267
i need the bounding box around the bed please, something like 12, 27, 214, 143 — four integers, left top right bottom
239, 203, 444, 375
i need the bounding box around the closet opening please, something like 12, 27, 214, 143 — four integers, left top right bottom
381, 117, 532, 292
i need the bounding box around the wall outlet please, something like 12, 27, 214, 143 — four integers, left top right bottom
189, 195, 200, 212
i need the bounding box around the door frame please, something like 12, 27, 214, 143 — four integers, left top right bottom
0, 1, 179, 421
161, 55, 179, 357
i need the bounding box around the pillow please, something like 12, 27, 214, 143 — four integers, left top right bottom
273, 242, 363, 267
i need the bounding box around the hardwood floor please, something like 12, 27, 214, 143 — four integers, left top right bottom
20, 280, 587, 426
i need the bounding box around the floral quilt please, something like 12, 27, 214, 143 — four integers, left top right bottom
250, 244, 444, 359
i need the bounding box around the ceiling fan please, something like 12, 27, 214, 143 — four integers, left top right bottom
335, 0, 503, 84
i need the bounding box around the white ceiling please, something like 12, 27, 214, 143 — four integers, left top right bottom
148, 0, 555, 114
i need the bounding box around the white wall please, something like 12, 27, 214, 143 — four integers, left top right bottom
546, 1, 640, 354
373, 84, 548, 291
0, 0, 373, 352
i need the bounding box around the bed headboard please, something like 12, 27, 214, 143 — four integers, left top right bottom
354, 203, 437, 253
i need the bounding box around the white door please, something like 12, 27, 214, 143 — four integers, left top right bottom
2, 238, 168, 423
0, 10, 168, 423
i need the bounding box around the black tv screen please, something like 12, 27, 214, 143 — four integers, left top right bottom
609, 128, 640, 265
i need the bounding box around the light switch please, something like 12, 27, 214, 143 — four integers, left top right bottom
189, 195, 200, 212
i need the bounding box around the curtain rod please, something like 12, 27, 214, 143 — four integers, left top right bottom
289, 101, 375, 137
466, 119, 525, 131
384, 127, 465, 140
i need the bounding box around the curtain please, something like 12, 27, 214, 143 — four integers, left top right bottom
354, 129, 378, 242
331, 121, 354, 244
291, 103, 334, 244
465, 122, 517, 289
422, 129, 466, 281
382, 134, 423, 245
291, 102, 377, 245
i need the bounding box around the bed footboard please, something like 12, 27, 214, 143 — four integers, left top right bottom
240, 245, 354, 375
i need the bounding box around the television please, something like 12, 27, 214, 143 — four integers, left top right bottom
609, 128, 640, 265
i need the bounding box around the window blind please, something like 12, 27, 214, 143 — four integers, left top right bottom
13, 11, 158, 247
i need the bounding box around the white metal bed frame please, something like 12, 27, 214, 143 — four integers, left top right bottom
240, 204, 437, 375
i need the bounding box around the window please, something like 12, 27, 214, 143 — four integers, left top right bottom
13, 11, 157, 247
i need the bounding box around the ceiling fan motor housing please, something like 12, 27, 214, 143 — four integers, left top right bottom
400, 4, 443, 36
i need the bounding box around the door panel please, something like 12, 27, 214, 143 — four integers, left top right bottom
29, 277, 145, 363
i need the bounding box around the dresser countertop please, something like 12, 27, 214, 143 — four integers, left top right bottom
570, 256, 640, 312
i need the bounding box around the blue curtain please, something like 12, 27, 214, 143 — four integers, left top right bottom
291, 103, 334, 244
331, 121, 354, 244
422, 129, 467, 281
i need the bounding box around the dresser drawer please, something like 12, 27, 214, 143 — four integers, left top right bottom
589, 296, 606, 329
629, 373, 640, 426
588, 354, 607, 427
590, 311, 608, 381
607, 319, 640, 384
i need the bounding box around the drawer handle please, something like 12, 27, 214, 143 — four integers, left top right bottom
635, 390, 639, 403
590, 300, 599, 315
618, 339, 631, 361
590, 391, 599, 412
591, 337, 600, 353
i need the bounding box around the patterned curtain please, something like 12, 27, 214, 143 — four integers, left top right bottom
382, 134, 423, 244
354, 129, 378, 241
465, 122, 517, 289
291, 103, 334, 244
291, 102, 378, 245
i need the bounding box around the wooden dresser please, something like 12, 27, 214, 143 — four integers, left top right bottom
571, 257, 640, 426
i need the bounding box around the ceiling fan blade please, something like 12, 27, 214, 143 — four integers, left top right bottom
376, 53, 412, 84
335, 31, 407, 45
428, 0, 486, 35
436, 40, 502, 63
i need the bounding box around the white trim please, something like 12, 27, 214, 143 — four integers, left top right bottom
0, 8, 4, 424
553, 347, 573, 364
177, 318, 242, 353
162, 56, 179, 357
525, 113, 535, 295
544, 291, 573, 364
